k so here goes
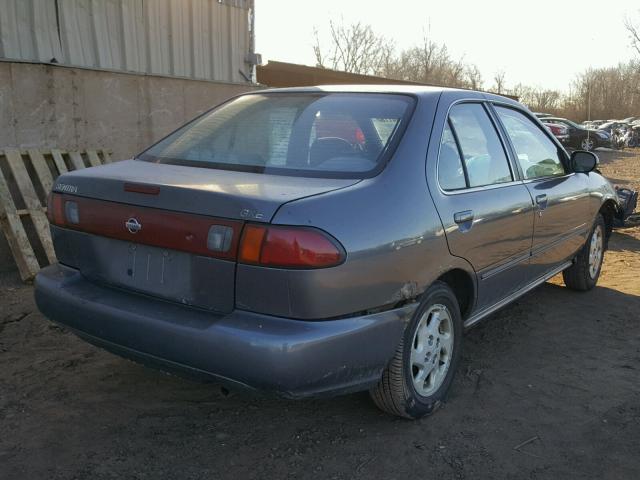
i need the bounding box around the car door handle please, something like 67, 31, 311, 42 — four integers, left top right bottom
535, 194, 548, 210
454, 210, 474, 224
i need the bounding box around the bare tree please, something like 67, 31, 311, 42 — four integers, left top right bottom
625, 14, 640, 57
310, 18, 640, 121
313, 21, 484, 89
492, 71, 506, 94
465, 65, 484, 90
313, 20, 391, 75
533, 89, 561, 111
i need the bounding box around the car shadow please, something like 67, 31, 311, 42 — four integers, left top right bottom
608, 229, 640, 251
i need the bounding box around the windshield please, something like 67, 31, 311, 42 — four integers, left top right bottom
139, 93, 415, 178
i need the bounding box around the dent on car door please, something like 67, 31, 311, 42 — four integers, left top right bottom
494, 106, 592, 279
432, 102, 535, 312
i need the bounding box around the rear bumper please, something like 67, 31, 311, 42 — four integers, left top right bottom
35, 264, 415, 398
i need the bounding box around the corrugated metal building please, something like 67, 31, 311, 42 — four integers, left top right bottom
0, 0, 258, 161
0, 0, 255, 83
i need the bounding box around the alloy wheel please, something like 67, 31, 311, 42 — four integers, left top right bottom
409, 304, 454, 397
589, 225, 603, 279
581, 138, 594, 151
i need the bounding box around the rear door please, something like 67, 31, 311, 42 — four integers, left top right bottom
493, 105, 593, 280
428, 98, 535, 312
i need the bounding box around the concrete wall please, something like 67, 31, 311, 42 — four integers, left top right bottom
0, 60, 258, 273
0, 61, 257, 160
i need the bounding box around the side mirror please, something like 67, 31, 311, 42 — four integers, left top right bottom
571, 150, 598, 173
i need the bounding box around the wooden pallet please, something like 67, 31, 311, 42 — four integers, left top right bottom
0, 148, 112, 281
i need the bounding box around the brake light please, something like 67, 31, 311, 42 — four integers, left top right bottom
239, 225, 345, 269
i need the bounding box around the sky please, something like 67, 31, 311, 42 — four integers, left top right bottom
255, 0, 640, 92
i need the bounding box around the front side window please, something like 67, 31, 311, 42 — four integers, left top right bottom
139, 93, 414, 178
445, 103, 513, 188
495, 107, 565, 179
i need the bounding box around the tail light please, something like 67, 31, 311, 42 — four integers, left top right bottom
46, 192, 345, 268
45, 192, 242, 260
239, 224, 345, 269
47, 192, 66, 226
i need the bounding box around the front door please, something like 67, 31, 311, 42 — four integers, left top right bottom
430, 101, 535, 312
493, 106, 594, 280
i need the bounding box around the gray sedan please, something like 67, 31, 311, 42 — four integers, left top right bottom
35, 86, 621, 419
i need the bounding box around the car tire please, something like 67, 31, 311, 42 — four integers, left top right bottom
370, 281, 463, 419
562, 214, 606, 291
580, 137, 595, 151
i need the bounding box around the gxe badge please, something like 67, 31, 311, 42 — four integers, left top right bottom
125, 218, 142, 234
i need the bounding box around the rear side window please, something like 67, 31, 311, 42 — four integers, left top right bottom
139, 93, 414, 178
495, 107, 565, 179
438, 103, 513, 190
438, 122, 466, 190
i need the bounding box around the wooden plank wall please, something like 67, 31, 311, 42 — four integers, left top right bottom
0, 148, 111, 281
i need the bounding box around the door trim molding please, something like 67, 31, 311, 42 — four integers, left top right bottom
464, 260, 573, 329
479, 250, 531, 281
530, 225, 588, 260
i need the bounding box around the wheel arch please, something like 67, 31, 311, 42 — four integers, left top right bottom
598, 199, 617, 248
436, 268, 475, 320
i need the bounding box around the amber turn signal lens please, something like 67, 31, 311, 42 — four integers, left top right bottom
239, 224, 267, 264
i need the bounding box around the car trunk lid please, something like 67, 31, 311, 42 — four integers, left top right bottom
55, 159, 359, 221
50, 160, 359, 312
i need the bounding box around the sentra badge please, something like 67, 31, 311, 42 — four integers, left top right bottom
56, 183, 78, 193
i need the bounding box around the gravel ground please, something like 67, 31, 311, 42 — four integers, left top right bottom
1, 150, 639, 480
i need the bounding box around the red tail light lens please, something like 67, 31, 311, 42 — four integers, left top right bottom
239, 225, 345, 269
47, 192, 66, 226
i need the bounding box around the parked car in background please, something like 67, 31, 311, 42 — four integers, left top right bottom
36, 86, 622, 419
599, 121, 629, 149
628, 125, 640, 147
544, 122, 570, 145
540, 116, 610, 150
582, 120, 607, 130
598, 121, 627, 134
533, 112, 553, 118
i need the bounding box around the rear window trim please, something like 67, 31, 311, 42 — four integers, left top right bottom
136, 91, 418, 180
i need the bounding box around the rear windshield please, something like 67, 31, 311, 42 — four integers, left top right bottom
138, 93, 415, 178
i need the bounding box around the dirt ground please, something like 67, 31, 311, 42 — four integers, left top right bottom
1, 150, 639, 480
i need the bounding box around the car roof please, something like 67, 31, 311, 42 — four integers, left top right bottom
254, 84, 521, 105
